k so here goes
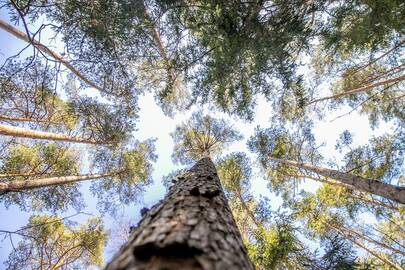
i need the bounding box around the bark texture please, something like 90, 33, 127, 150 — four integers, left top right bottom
105, 157, 254, 270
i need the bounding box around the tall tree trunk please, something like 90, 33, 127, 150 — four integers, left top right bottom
0, 19, 103, 92
332, 223, 405, 256
0, 114, 62, 125
0, 172, 51, 178
286, 173, 399, 211
361, 63, 405, 85
236, 192, 260, 227
139, 0, 177, 91
345, 40, 405, 77
0, 172, 116, 193
269, 157, 405, 204
348, 193, 399, 212
105, 157, 254, 270
0, 123, 105, 145
307, 74, 405, 105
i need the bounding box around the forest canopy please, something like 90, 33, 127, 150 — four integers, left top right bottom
0, 0, 404, 269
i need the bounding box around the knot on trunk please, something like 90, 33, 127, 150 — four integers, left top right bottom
132, 242, 204, 269
133, 242, 203, 261
190, 186, 220, 198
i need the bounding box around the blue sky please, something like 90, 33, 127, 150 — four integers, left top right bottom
0, 8, 394, 268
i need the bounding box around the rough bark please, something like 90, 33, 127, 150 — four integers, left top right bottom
105, 157, 254, 270
0, 172, 116, 193
270, 157, 405, 204
307, 74, 405, 105
0, 123, 104, 145
0, 19, 103, 92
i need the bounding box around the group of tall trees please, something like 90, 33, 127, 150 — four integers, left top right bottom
0, 0, 403, 269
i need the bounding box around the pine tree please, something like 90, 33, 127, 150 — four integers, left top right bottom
248, 124, 405, 204
0, 140, 157, 214
3, 215, 107, 270
106, 157, 254, 269
171, 112, 242, 165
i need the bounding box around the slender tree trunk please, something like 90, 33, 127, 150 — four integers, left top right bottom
139, 0, 177, 90
348, 193, 399, 212
269, 157, 405, 204
105, 157, 254, 270
0, 172, 116, 193
349, 238, 402, 270
0, 124, 105, 145
361, 63, 405, 85
236, 192, 260, 227
327, 223, 403, 270
0, 114, 62, 125
307, 74, 405, 105
334, 224, 405, 257
0, 172, 51, 178
286, 173, 353, 189
345, 40, 405, 77
0, 19, 103, 92
286, 173, 399, 211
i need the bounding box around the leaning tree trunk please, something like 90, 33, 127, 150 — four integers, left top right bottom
0, 19, 103, 92
326, 222, 403, 270
0, 114, 62, 125
106, 157, 254, 270
306, 74, 405, 105
0, 124, 104, 145
0, 172, 117, 193
269, 157, 405, 204
286, 173, 399, 211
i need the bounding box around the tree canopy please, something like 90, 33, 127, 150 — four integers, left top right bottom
4, 214, 107, 270
0, 0, 404, 268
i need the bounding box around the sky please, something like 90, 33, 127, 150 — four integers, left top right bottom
0, 7, 394, 268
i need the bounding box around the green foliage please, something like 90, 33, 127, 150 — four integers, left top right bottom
160, 0, 319, 120
40, 0, 143, 98
171, 112, 242, 165
71, 96, 137, 145
247, 221, 315, 270
4, 215, 107, 269
90, 139, 157, 215
340, 133, 404, 182
321, 0, 405, 54
247, 121, 321, 200
0, 59, 78, 129
248, 121, 317, 167
0, 143, 83, 212
327, 65, 405, 128
216, 152, 251, 197
1, 0, 404, 267
318, 234, 359, 270
1, 143, 79, 176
